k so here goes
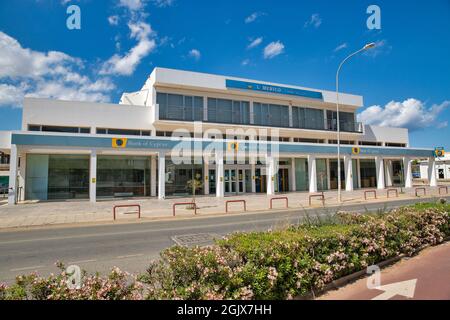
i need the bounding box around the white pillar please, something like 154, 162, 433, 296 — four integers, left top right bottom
250, 159, 256, 193
308, 155, 317, 193
428, 157, 437, 187
158, 152, 166, 199
89, 150, 97, 203
385, 160, 393, 187
266, 156, 276, 195
150, 155, 157, 197
8, 144, 18, 205
216, 153, 224, 197
204, 156, 209, 195
375, 156, 385, 190
404, 157, 413, 188
290, 158, 296, 191
344, 155, 353, 191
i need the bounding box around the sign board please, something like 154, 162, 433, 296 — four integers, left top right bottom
112, 138, 128, 148
434, 147, 445, 158
226, 79, 323, 100
352, 147, 361, 155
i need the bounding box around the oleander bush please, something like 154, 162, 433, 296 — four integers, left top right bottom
0, 203, 449, 300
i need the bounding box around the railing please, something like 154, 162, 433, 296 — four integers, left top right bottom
269, 197, 289, 209
415, 187, 426, 197
173, 202, 197, 216
364, 190, 377, 200
326, 119, 364, 133
386, 189, 398, 198
113, 204, 141, 221
438, 186, 448, 195
309, 193, 325, 206
225, 200, 247, 213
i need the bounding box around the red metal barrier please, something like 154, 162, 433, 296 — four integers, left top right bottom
226, 200, 247, 213
438, 186, 448, 195
364, 190, 377, 200
173, 202, 197, 216
386, 188, 398, 198
270, 197, 289, 209
309, 192, 325, 206
415, 187, 426, 197
113, 204, 141, 221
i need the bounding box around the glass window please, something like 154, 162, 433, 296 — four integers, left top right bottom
158, 92, 204, 122
28, 125, 41, 131
316, 159, 328, 191
80, 128, 91, 134
96, 128, 107, 134
360, 159, 377, 188
97, 156, 151, 197
41, 126, 79, 133
165, 156, 203, 196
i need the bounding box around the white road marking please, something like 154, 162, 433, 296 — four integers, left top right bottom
10, 265, 45, 272
372, 279, 417, 300
116, 254, 144, 259
67, 259, 97, 264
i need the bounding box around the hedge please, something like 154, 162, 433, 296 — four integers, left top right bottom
1, 203, 449, 300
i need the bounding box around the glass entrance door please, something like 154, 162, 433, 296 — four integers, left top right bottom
225, 168, 247, 194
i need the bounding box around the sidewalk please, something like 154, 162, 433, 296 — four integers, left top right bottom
318, 241, 450, 300
0, 186, 448, 229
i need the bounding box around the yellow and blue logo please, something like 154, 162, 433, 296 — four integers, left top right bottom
434, 147, 445, 158
352, 147, 361, 155
228, 141, 239, 151
112, 138, 128, 148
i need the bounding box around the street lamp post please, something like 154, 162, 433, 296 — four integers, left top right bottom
336, 43, 375, 203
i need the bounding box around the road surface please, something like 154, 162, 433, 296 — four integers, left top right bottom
0, 197, 447, 283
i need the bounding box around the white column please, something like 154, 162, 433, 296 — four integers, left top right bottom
375, 156, 385, 190
308, 155, 317, 193
216, 153, 224, 197
150, 155, 157, 197
17, 153, 26, 202
8, 144, 18, 205
266, 156, 275, 195
428, 157, 437, 187
403, 157, 413, 188
344, 155, 353, 191
158, 152, 166, 199
89, 150, 97, 203
290, 158, 296, 191
249, 101, 254, 124
204, 156, 209, 195
385, 160, 393, 187
251, 159, 256, 193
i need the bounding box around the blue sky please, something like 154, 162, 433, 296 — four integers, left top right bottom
0, 0, 449, 149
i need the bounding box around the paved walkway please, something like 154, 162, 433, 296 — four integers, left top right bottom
318, 242, 450, 300
0, 185, 448, 229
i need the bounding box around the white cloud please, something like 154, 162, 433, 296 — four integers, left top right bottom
100, 22, 156, 76
188, 49, 201, 61
357, 99, 450, 131
108, 15, 119, 26
241, 59, 250, 66
152, 0, 174, 7
0, 31, 114, 108
334, 43, 347, 52
304, 13, 322, 28
245, 12, 265, 24
118, 0, 145, 11
247, 37, 263, 50
263, 41, 285, 59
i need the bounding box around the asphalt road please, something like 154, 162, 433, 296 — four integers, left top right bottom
0, 197, 448, 283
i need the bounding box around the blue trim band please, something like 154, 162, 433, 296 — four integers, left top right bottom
11, 133, 434, 157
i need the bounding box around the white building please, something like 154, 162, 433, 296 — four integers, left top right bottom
419, 154, 450, 181
5, 68, 438, 205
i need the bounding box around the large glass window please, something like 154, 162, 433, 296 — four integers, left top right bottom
360, 159, 377, 188
326, 110, 356, 132
253, 102, 289, 127
97, 156, 151, 197
292, 107, 325, 130
165, 157, 204, 197
295, 158, 309, 191
26, 154, 89, 201
316, 159, 328, 191
157, 92, 203, 121
207, 98, 250, 125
